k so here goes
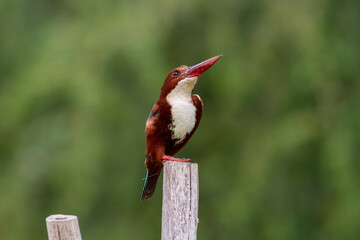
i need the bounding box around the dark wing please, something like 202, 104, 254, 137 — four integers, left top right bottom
145, 103, 159, 135
143, 102, 163, 200
147, 103, 160, 120
191, 94, 203, 133
145, 103, 165, 159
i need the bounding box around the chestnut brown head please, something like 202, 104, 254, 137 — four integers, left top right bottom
160, 55, 222, 98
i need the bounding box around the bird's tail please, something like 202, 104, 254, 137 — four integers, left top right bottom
141, 169, 160, 201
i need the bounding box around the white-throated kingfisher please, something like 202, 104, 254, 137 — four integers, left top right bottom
141, 55, 222, 200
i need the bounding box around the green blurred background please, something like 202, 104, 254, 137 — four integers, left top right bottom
1, 0, 360, 239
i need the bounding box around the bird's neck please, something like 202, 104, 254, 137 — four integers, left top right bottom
166, 77, 197, 102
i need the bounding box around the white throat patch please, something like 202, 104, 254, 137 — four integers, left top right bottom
166, 77, 198, 144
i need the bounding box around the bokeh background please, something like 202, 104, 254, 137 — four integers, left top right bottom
1, 0, 360, 239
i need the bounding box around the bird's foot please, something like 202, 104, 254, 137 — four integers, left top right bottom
162, 155, 193, 163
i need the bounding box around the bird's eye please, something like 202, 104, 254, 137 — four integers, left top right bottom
172, 71, 179, 76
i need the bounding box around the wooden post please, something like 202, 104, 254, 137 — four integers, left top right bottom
46, 214, 82, 240
161, 161, 199, 240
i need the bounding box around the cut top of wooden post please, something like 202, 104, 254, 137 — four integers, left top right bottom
46, 214, 82, 240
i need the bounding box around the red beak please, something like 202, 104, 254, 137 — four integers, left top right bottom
183, 55, 222, 78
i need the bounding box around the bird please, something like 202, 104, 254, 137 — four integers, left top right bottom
141, 55, 222, 201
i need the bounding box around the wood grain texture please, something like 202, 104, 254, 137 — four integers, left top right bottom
46, 214, 82, 240
161, 161, 199, 240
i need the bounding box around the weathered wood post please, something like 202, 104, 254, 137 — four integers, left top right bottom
161, 161, 199, 240
46, 214, 82, 240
